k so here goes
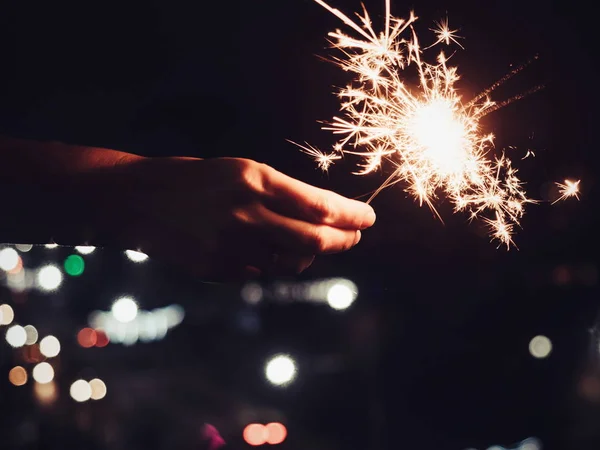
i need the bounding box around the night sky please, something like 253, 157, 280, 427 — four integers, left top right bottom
0, 1, 598, 449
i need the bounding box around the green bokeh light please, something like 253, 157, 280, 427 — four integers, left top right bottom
64, 254, 85, 276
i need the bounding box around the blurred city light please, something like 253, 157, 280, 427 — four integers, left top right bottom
326, 280, 357, 310
39, 335, 61, 357
36, 265, 63, 291
45, 243, 58, 249
8, 366, 28, 386
265, 423, 287, 445
75, 245, 95, 254
15, 244, 33, 252
6, 325, 27, 347
77, 327, 97, 348
70, 379, 92, 402
243, 423, 268, 446
241, 282, 263, 305
529, 335, 552, 359
89, 305, 183, 345
0, 247, 20, 271
89, 378, 107, 400
125, 250, 149, 262
34, 380, 58, 405
64, 254, 85, 276
265, 354, 297, 386
111, 297, 138, 323
32, 362, 55, 384
23, 325, 38, 345
0, 304, 15, 325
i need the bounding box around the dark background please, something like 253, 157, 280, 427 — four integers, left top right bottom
0, 0, 598, 449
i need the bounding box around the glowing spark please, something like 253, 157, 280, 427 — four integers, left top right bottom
302, 0, 537, 248
552, 179, 580, 204
288, 140, 341, 171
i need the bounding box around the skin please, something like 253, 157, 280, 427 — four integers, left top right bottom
0, 136, 376, 280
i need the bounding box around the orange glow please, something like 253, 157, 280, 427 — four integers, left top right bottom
7, 256, 23, 274
22, 344, 45, 364
243, 423, 267, 446
265, 422, 287, 445
77, 328, 97, 348
95, 329, 110, 347
9, 366, 28, 386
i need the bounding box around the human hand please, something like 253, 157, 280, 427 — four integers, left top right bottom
108, 156, 375, 280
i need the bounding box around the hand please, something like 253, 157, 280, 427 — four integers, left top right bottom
108, 156, 375, 280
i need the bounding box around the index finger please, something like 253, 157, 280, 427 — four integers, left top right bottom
263, 166, 376, 230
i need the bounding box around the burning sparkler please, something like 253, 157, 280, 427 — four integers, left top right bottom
552, 179, 581, 204
301, 0, 544, 247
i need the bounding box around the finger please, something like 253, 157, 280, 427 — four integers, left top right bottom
256, 206, 362, 254
262, 166, 376, 230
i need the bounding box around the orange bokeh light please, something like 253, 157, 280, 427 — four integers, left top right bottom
77, 328, 97, 348
265, 423, 287, 445
243, 423, 267, 446
95, 329, 109, 347
9, 366, 28, 386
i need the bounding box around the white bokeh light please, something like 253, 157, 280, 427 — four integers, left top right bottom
111, 297, 138, 323
0, 248, 20, 271
70, 379, 92, 402
529, 335, 552, 359
45, 243, 58, 249
6, 325, 27, 347
75, 245, 96, 254
0, 304, 15, 325
32, 362, 55, 384
125, 250, 149, 262
89, 378, 107, 400
24, 325, 39, 345
265, 354, 297, 386
37, 265, 63, 291
39, 335, 61, 357
15, 244, 33, 253
326, 280, 357, 310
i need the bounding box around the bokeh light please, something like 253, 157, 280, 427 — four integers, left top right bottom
15, 244, 33, 252
0, 304, 15, 325
0, 247, 20, 271
34, 380, 58, 405
75, 245, 95, 254
77, 328, 97, 348
125, 250, 149, 262
8, 366, 28, 386
23, 325, 38, 345
6, 325, 27, 347
529, 335, 552, 359
70, 379, 92, 402
44, 243, 58, 249
265, 354, 297, 386
265, 422, 287, 445
39, 335, 61, 357
64, 254, 85, 276
111, 297, 138, 323
326, 280, 357, 310
32, 362, 55, 384
243, 424, 268, 446
95, 329, 110, 347
37, 265, 63, 291
89, 378, 107, 400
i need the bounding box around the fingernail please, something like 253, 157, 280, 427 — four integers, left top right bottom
361, 208, 376, 229
354, 229, 362, 245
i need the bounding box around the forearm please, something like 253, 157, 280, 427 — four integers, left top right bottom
0, 135, 142, 246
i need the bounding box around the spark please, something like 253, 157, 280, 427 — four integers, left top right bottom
552, 179, 580, 204
301, 0, 538, 248
288, 140, 341, 171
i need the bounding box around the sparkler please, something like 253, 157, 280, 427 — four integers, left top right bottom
552, 179, 581, 204
301, 0, 545, 247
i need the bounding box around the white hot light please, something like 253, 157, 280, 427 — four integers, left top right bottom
75, 246, 96, 254
32, 362, 55, 384
39, 335, 61, 357
326, 280, 357, 310
265, 354, 297, 386
111, 297, 138, 323
0, 248, 20, 271
125, 250, 149, 262
37, 265, 63, 291
6, 325, 27, 348
70, 379, 92, 402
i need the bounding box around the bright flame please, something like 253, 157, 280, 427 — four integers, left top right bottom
552, 179, 580, 204
302, 0, 543, 247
